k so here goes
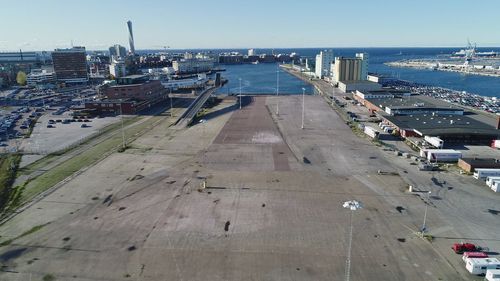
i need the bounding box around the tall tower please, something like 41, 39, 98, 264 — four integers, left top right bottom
127, 20, 135, 55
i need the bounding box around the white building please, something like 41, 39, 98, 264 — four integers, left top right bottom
315, 50, 334, 78
27, 69, 55, 87
109, 60, 127, 78
172, 58, 215, 74
161, 74, 208, 90
248, 49, 257, 56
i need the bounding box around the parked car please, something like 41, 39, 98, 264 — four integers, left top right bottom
47, 124, 55, 128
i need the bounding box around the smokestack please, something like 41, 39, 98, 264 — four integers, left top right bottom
127, 20, 135, 55
496, 115, 500, 130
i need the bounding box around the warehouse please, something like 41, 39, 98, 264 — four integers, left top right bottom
383, 114, 500, 145
360, 95, 464, 116
458, 158, 500, 173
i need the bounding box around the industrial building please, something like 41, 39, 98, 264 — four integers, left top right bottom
458, 158, 500, 173
357, 94, 464, 116
86, 74, 168, 115
354, 89, 411, 100
333, 53, 368, 83
337, 80, 381, 93
0, 51, 41, 63
382, 113, 500, 144
52, 47, 89, 84
315, 50, 334, 78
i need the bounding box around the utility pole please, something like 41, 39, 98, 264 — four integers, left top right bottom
169, 88, 173, 117
421, 191, 432, 236
343, 200, 363, 281
239, 78, 242, 110
276, 65, 280, 115
120, 102, 126, 149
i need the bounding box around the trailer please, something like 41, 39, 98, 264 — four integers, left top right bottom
465, 258, 500, 275
425, 136, 444, 148
486, 269, 500, 281
364, 126, 379, 140
426, 149, 462, 162
491, 181, 500, 192
486, 176, 500, 187
473, 169, 500, 180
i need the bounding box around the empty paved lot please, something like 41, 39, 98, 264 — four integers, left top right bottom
0, 95, 493, 280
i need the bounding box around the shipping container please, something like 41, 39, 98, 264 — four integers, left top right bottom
474, 169, 500, 180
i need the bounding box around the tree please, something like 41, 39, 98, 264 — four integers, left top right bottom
16, 71, 27, 86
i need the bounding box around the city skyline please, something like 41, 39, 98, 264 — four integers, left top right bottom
1, 0, 500, 51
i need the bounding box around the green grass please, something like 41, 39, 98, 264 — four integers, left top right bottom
17, 115, 163, 205
18, 117, 139, 176
0, 154, 22, 212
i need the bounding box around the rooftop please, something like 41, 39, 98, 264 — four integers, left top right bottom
367, 95, 462, 111
384, 114, 500, 136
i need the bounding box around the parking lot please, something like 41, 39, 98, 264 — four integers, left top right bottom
19, 111, 120, 155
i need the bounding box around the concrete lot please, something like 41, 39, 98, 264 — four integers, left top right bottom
19, 113, 120, 155
0, 95, 498, 280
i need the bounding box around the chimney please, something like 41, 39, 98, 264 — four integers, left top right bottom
496, 115, 500, 130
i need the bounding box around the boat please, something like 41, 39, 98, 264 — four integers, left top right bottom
251, 61, 260, 65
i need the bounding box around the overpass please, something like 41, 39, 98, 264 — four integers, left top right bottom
173, 86, 219, 128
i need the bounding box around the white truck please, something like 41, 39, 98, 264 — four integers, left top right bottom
474, 169, 500, 180
465, 258, 500, 275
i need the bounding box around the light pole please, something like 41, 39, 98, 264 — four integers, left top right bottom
301, 87, 305, 129
276, 65, 279, 115
343, 200, 363, 281
239, 78, 242, 110
169, 88, 173, 117
421, 191, 432, 236
119, 102, 126, 149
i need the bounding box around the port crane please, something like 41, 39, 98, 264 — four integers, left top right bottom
462, 40, 476, 73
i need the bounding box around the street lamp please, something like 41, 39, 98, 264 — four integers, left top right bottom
343, 200, 363, 281
276, 66, 280, 115
421, 191, 432, 236
169, 88, 173, 117
119, 101, 126, 149
239, 78, 242, 110
301, 87, 305, 129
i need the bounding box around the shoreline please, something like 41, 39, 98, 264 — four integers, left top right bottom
280, 64, 500, 117
386, 60, 500, 78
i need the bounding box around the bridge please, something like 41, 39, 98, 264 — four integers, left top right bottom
173, 86, 219, 128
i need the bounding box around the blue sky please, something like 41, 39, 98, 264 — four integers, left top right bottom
1, 0, 499, 51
